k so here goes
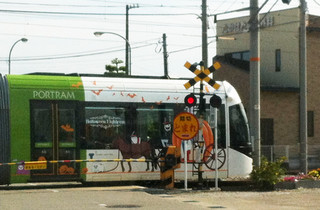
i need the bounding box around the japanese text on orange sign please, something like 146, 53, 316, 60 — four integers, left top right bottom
173, 112, 199, 140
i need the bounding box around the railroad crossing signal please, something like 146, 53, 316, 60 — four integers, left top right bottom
183, 61, 221, 90
184, 93, 197, 107
210, 94, 222, 108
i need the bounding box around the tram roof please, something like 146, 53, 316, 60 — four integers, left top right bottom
4, 73, 242, 105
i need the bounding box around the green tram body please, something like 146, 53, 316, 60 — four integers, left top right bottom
0, 74, 252, 185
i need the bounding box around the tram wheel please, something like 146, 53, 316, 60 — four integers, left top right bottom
203, 144, 226, 170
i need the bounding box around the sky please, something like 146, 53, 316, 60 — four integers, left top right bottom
0, 0, 319, 78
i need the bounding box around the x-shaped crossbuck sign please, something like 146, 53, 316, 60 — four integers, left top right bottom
183, 61, 221, 90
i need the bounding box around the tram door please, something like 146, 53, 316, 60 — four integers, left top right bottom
30, 101, 79, 181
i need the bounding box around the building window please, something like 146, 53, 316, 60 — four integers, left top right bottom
261, 118, 274, 145
227, 51, 250, 61
224, 50, 250, 70
232, 52, 241, 59
308, 111, 314, 137
242, 51, 250, 61
275, 49, 281, 72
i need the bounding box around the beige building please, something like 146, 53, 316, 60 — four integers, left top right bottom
214, 8, 320, 170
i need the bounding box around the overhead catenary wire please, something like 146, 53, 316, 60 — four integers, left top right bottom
0, 35, 215, 63
0, 9, 199, 16
0, 43, 156, 62
169, 38, 216, 54
1, 1, 290, 41
1, 0, 316, 77
0, 1, 120, 8
0, 1, 201, 9
4, 2, 201, 8
312, 0, 320, 6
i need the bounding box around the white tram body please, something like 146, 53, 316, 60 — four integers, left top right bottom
79, 77, 252, 182
0, 75, 252, 184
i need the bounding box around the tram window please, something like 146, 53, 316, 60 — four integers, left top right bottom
32, 107, 52, 143
83, 103, 182, 149
59, 108, 76, 143
229, 105, 250, 152
136, 105, 175, 149
84, 106, 126, 149
217, 105, 226, 148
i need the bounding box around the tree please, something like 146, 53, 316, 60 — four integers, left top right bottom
105, 58, 128, 75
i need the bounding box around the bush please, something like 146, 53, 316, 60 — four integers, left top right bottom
307, 168, 320, 179
250, 156, 287, 190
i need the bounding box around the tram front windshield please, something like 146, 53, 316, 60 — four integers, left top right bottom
229, 104, 251, 157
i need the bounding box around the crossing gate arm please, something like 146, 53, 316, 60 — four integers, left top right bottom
0, 158, 157, 166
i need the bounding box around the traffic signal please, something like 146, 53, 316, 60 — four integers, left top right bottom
184, 93, 197, 107
210, 94, 222, 108
282, 0, 291, 4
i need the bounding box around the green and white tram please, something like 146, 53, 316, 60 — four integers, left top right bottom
0, 74, 252, 185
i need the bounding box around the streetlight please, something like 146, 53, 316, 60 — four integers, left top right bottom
8, 38, 28, 75
126, 4, 139, 76
94, 31, 131, 75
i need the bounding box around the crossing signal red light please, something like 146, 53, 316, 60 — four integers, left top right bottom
187, 96, 195, 104
184, 93, 197, 107
210, 94, 222, 108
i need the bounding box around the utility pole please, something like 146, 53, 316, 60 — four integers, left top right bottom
201, 0, 208, 68
299, 0, 308, 174
126, 4, 139, 75
162, 33, 169, 78
249, 0, 261, 167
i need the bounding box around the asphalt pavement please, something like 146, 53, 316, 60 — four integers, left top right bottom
1, 182, 320, 209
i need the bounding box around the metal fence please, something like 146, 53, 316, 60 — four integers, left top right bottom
261, 144, 320, 172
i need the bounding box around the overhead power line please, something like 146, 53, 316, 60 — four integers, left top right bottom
0, 1, 201, 9
0, 9, 197, 16
169, 38, 216, 54
0, 39, 211, 62
0, 1, 117, 8
0, 43, 155, 62
313, 0, 320, 6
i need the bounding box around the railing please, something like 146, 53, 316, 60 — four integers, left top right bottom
261, 145, 320, 172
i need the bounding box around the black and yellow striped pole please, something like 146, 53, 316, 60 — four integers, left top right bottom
160, 146, 181, 189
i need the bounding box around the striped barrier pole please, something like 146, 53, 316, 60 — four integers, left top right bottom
160, 146, 181, 189
0, 158, 155, 166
